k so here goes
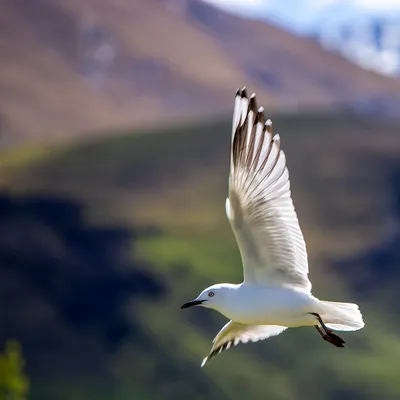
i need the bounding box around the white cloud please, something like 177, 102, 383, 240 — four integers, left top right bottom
308, 0, 400, 11
354, 0, 400, 10
305, 0, 336, 10
202, 0, 270, 15
203, 0, 267, 6
204, 0, 400, 13
202, 0, 399, 29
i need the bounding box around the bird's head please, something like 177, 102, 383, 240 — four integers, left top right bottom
181, 283, 238, 313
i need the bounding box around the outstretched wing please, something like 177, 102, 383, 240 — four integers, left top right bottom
201, 321, 287, 367
226, 88, 311, 291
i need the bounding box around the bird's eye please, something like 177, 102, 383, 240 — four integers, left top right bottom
208, 291, 215, 297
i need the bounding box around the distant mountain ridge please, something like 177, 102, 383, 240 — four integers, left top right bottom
1, 0, 400, 145
313, 15, 400, 78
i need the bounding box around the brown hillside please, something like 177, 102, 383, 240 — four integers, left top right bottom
0, 0, 399, 145
187, 1, 400, 106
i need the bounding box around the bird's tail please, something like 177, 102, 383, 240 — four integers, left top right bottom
320, 301, 365, 331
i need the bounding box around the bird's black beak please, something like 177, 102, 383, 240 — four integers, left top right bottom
181, 300, 204, 309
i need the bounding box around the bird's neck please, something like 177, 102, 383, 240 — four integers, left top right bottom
211, 283, 242, 317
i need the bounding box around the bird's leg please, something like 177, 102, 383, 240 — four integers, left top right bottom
315, 324, 326, 337
311, 312, 329, 332
310, 313, 345, 348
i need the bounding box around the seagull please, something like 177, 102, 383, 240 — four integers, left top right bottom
181, 88, 365, 367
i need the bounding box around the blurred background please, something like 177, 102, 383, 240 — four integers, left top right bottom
1, 0, 400, 399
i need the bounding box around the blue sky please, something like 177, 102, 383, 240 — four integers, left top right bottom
202, 0, 400, 33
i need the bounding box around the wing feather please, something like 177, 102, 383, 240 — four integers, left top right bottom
227, 88, 311, 291
201, 321, 286, 367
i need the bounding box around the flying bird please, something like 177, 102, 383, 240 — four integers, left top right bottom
181, 88, 364, 367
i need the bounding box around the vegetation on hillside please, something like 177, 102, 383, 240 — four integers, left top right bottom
1, 112, 400, 399
0, 341, 29, 400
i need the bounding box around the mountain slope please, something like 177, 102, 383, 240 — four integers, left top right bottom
1, 112, 400, 399
1, 0, 400, 146
192, 1, 400, 106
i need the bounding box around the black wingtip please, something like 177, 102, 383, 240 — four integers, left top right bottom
240, 87, 248, 98
249, 93, 257, 112
235, 88, 240, 97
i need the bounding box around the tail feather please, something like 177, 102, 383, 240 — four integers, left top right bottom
320, 301, 364, 331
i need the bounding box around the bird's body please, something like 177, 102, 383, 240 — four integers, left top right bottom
202, 283, 319, 327
181, 88, 365, 366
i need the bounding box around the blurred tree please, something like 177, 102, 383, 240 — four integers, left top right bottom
0, 340, 29, 400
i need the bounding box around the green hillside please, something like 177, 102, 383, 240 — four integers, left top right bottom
1, 112, 400, 400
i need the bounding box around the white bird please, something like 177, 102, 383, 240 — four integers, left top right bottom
181, 88, 364, 367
